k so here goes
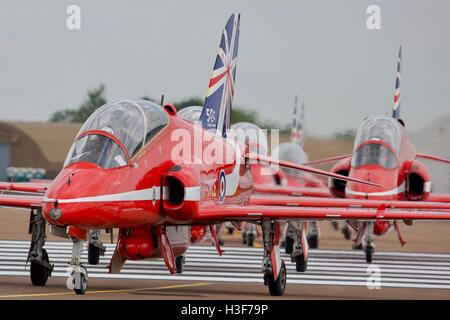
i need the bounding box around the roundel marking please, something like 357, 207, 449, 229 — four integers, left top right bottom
219, 170, 226, 204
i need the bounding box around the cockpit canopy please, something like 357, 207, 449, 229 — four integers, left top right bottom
351, 117, 402, 170
352, 142, 398, 169
64, 99, 169, 169
272, 142, 308, 176
178, 106, 203, 122
230, 122, 268, 155
354, 116, 403, 153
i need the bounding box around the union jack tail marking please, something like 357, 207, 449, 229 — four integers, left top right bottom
200, 13, 240, 137
291, 94, 305, 146
393, 46, 402, 119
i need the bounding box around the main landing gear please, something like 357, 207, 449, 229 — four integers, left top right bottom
66, 238, 88, 295
261, 221, 287, 296
88, 229, 106, 265
354, 222, 375, 263
27, 209, 53, 286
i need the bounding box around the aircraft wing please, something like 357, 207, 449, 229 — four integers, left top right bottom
249, 195, 450, 211
247, 153, 381, 187
427, 193, 450, 203
0, 181, 50, 193
0, 193, 43, 209
302, 154, 352, 166
191, 204, 450, 224
416, 153, 450, 165
253, 185, 331, 197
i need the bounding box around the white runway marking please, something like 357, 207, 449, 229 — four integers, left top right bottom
0, 241, 449, 290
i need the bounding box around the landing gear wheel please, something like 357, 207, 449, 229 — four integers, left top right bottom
176, 255, 185, 274
227, 227, 234, 235
365, 246, 374, 263
307, 234, 319, 249
246, 233, 255, 247
265, 260, 287, 296
67, 267, 88, 295
331, 221, 339, 231
30, 249, 50, 286
88, 243, 100, 265
285, 236, 294, 254
342, 226, 352, 240
295, 254, 307, 272
74, 272, 88, 295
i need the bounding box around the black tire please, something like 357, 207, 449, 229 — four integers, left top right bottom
295, 254, 308, 272
307, 234, 319, 249
176, 255, 185, 274
88, 243, 100, 265
342, 226, 352, 240
331, 221, 339, 231
285, 236, 294, 254
74, 272, 88, 295
246, 233, 255, 247
266, 260, 287, 296
30, 249, 50, 286
227, 227, 234, 235
365, 246, 374, 263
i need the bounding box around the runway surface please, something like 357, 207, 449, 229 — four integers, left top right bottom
1, 240, 449, 291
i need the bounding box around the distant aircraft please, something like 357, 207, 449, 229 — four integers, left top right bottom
296, 46, 450, 262
2, 22, 450, 298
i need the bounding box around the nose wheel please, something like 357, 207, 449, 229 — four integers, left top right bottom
66, 238, 89, 295
66, 266, 88, 295
307, 234, 318, 249
295, 254, 307, 272
365, 245, 374, 263
175, 255, 186, 274
284, 236, 294, 254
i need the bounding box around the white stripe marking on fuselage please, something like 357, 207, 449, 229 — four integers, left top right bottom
43, 186, 201, 204
345, 182, 405, 197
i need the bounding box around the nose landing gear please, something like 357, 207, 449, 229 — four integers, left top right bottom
67, 238, 89, 295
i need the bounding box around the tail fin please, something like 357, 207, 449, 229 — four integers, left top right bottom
291, 94, 305, 146
392, 46, 402, 119
200, 12, 240, 137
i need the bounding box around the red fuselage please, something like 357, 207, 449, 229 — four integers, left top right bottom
41, 108, 253, 259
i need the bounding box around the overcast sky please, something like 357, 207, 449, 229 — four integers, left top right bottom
0, 0, 449, 135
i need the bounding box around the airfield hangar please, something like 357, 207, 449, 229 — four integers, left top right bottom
0, 121, 81, 181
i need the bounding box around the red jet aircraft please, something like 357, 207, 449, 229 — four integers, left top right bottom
265, 47, 450, 263
2, 19, 450, 297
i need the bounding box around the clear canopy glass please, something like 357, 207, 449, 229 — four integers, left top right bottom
354, 116, 403, 154
64, 134, 128, 169
178, 106, 203, 122
272, 142, 309, 176
230, 122, 268, 155
351, 143, 398, 169
64, 99, 169, 168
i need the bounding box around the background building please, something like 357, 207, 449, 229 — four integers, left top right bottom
0, 121, 81, 180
